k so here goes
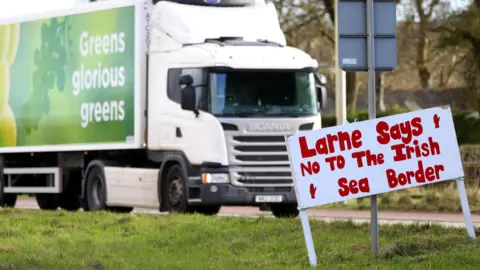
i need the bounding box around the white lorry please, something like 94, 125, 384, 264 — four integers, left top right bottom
0, 0, 327, 217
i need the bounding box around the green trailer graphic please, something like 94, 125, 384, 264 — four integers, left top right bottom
0, 5, 135, 149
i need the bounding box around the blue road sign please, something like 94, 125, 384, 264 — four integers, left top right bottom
337, 0, 397, 71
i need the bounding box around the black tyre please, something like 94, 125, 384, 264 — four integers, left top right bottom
3, 194, 17, 208
259, 204, 271, 211
191, 205, 221, 216
59, 191, 81, 211
35, 194, 60, 210
84, 167, 107, 211
270, 203, 299, 218
80, 196, 90, 211
107, 206, 134, 213
0, 175, 4, 207
0, 174, 17, 208
162, 164, 191, 213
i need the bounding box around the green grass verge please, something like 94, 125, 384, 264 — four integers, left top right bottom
1, 209, 480, 269
317, 186, 480, 214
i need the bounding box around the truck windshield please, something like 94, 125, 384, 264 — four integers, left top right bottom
207, 70, 318, 117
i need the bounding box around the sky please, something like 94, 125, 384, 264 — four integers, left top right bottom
397, 0, 470, 20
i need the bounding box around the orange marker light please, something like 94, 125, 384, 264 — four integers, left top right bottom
202, 173, 210, 184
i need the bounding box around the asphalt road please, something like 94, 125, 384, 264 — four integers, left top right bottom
11, 198, 480, 229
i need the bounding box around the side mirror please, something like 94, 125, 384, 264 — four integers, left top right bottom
314, 73, 326, 85
314, 73, 327, 111
179, 74, 194, 86
181, 85, 197, 112
317, 85, 327, 111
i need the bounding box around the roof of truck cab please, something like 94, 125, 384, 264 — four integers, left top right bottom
154, 43, 318, 70
149, 0, 286, 51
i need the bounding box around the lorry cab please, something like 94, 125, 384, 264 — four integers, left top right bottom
146, 0, 327, 216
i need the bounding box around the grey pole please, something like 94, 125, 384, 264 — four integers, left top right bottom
366, 0, 379, 255
335, 0, 347, 128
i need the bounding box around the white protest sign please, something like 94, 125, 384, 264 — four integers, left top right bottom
287, 106, 464, 209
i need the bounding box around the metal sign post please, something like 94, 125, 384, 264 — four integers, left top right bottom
336, 0, 398, 255
366, 0, 379, 254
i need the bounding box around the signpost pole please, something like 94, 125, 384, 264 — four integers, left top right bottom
335, 0, 347, 127
456, 177, 477, 240
299, 209, 317, 267
366, 0, 379, 254
285, 135, 317, 268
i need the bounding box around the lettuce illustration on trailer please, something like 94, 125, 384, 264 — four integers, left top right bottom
1, 6, 135, 148
0, 24, 20, 147
21, 18, 72, 135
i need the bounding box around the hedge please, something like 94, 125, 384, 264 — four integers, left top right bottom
321, 107, 480, 145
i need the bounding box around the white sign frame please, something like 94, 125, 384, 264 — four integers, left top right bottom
285, 106, 476, 268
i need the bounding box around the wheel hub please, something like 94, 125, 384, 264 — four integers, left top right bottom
92, 176, 104, 206
168, 178, 184, 207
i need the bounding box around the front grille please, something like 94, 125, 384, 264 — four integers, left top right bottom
233, 136, 285, 143
226, 134, 294, 187
246, 187, 292, 193
237, 171, 291, 177
236, 155, 289, 162
235, 171, 292, 185
230, 135, 290, 166
234, 145, 287, 152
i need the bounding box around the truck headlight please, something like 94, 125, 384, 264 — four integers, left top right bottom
202, 173, 230, 184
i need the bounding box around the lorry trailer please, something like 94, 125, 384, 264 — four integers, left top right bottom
0, 0, 327, 217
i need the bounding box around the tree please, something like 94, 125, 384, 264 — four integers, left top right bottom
273, 0, 328, 45
436, 0, 480, 112
399, 0, 447, 89
416, 0, 439, 89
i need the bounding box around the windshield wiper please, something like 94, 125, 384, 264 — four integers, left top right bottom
216, 112, 259, 118
264, 112, 317, 118
267, 113, 300, 117
215, 107, 267, 118
256, 39, 283, 47
217, 112, 315, 118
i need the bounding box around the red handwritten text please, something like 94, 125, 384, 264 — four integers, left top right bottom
300, 161, 321, 176
391, 137, 440, 162
325, 155, 346, 171
298, 130, 363, 158
351, 150, 385, 168
433, 114, 440, 128
310, 183, 317, 199
338, 177, 371, 197
386, 160, 445, 188
376, 117, 423, 145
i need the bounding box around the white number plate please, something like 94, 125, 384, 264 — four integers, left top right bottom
255, 195, 283, 203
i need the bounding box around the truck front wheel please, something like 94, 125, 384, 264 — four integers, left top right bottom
162, 164, 191, 213
35, 194, 60, 210
270, 204, 299, 218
